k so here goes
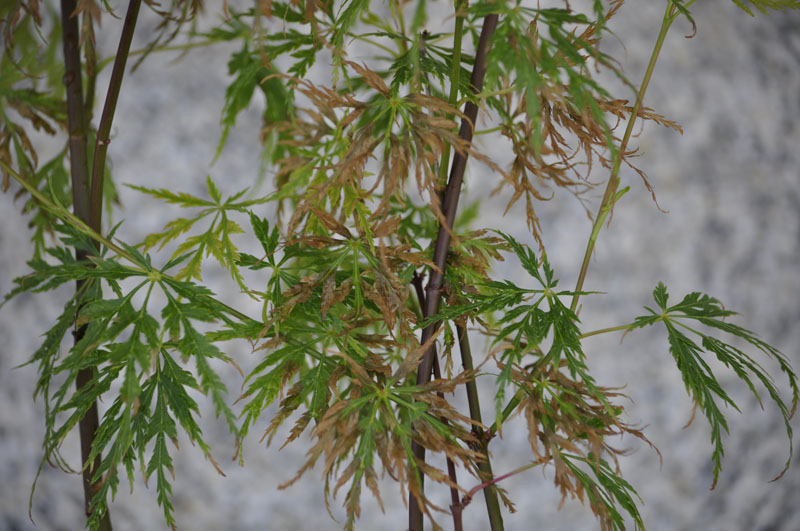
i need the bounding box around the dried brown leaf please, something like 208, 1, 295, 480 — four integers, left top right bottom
373, 215, 401, 238
320, 274, 336, 319
312, 207, 352, 238
279, 411, 312, 450
72, 0, 102, 25
346, 60, 390, 97
393, 328, 442, 382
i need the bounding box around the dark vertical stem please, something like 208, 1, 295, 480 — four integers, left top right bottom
60, 1, 112, 529
409, 13, 499, 531
456, 326, 482, 423
74, 362, 111, 529
89, 0, 142, 234
457, 324, 504, 530
412, 273, 463, 531
414, 12, 499, 390
62, 0, 90, 223
433, 355, 463, 531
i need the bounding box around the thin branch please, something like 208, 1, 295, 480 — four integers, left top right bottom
570, 2, 679, 312
66, 2, 143, 524
489, 391, 524, 438
60, 1, 111, 528
457, 324, 504, 530
458, 458, 549, 512
410, 12, 499, 531
62, 0, 91, 223
436, 0, 467, 189
434, 354, 463, 531
580, 323, 635, 339
89, 0, 143, 234
95, 39, 218, 72
82, 10, 98, 124
415, 13, 499, 386
412, 272, 463, 531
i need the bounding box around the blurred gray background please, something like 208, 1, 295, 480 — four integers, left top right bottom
1, 1, 799, 530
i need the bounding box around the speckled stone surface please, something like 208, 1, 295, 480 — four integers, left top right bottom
2, 2, 799, 530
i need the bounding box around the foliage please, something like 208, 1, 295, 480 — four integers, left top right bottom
632, 282, 798, 487
1, 0, 798, 530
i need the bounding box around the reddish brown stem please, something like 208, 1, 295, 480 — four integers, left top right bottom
89, 0, 142, 234
64, 0, 142, 526
414, 12, 499, 389
459, 458, 548, 512
409, 13, 499, 531
434, 355, 463, 531
62, 0, 91, 223
60, 1, 112, 528
412, 273, 463, 531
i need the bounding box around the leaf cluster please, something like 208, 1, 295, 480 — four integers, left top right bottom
477, 1, 682, 243
4, 222, 251, 528
129, 176, 270, 290
632, 282, 799, 487
1, 2, 73, 255
422, 231, 654, 528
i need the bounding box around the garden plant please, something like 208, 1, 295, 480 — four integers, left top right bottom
1, 0, 798, 530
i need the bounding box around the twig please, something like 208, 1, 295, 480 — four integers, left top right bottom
570, 2, 681, 312
89, 0, 143, 234
62, 0, 91, 224
436, 0, 467, 190
412, 273, 463, 531
435, 354, 463, 531
457, 324, 504, 530
458, 458, 549, 512
65, 1, 144, 525
60, 1, 112, 528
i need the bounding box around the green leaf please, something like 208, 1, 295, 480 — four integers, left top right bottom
494, 230, 542, 281
652, 281, 669, 310
632, 283, 799, 486
132, 176, 266, 288
561, 453, 644, 531
217, 44, 293, 159
333, 0, 370, 49
729, 0, 800, 15
147, 433, 176, 528
206, 175, 222, 204
305, 362, 335, 419
249, 212, 279, 258
126, 184, 213, 208
177, 322, 238, 434
143, 217, 204, 251
160, 351, 205, 443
